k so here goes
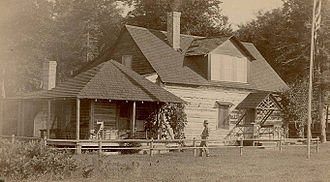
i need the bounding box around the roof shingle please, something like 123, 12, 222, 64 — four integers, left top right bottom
125, 25, 288, 92
236, 92, 270, 109
14, 61, 183, 103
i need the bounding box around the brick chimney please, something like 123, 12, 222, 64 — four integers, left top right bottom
167, 11, 181, 51
42, 61, 57, 90
122, 55, 133, 69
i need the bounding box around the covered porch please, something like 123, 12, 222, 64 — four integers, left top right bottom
44, 98, 164, 140
225, 92, 283, 144
0, 61, 183, 144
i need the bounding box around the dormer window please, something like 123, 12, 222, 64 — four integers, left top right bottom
208, 53, 250, 83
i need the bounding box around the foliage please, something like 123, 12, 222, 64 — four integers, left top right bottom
0, 0, 123, 96
236, 0, 330, 140
145, 103, 187, 139
280, 78, 319, 137
162, 103, 187, 139
122, 0, 232, 36
0, 139, 77, 180
236, 0, 330, 84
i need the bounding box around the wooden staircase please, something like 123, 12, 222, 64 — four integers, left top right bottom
224, 111, 247, 145
224, 110, 279, 145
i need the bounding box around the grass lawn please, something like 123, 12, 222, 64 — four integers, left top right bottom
58, 143, 330, 182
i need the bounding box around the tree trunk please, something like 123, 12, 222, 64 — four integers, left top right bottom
320, 105, 327, 143
318, 55, 327, 143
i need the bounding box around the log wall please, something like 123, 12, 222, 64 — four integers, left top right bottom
163, 84, 251, 142
94, 100, 117, 130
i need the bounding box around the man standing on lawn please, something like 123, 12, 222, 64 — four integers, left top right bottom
199, 120, 210, 157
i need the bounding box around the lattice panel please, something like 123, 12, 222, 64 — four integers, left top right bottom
257, 95, 279, 110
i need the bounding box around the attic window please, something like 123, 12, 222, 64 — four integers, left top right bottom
209, 54, 250, 83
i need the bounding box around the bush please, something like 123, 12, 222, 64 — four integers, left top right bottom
0, 139, 77, 181
145, 103, 187, 140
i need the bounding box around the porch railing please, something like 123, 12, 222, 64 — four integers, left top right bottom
0, 135, 321, 157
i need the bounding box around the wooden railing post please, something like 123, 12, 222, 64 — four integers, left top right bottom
11, 134, 15, 144
240, 138, 243, 156
178, 139, 182, 152
149, 138, 153, 157
98, 140, 102, 156
76, 144, 82, 154
193, 137, 197, 157
316, 137, 320, 153
278, 129, 282, 152
42, 136, 47, 146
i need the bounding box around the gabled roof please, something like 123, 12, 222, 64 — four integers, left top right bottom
124, 25, 288, 92
185, 37, 230, 56
185, 36, 256, 61
74, 25, 288, 92
125, 25, 208, 86
11, 61, 183, 103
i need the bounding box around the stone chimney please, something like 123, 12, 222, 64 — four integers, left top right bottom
42, 61, 57, 90
167, 11, 181, 50
122, 55, 133, 69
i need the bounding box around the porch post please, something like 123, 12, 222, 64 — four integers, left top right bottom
47, 100, 51, 139
76, 98, 80, 140
132, 101, 136, 136
89, 100, 95, 137
21, 101, 25, 136
17, 101, 22, 136
0, 99, 3, 135
156, 105, 160, 140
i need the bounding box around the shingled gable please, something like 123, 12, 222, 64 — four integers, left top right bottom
15, 60, 183, 103
185, 36, 256, 61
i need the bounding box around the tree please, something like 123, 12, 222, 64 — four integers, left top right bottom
0, 0, 55, 95
122, 0, 232, 36
47, 0, 123, 82
237, 0, 330, 142
0, 0, 123, 96
280, 77, 319, 137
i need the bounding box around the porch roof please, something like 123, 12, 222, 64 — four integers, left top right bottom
236, 92, 271, 109
8, 60, 184, 103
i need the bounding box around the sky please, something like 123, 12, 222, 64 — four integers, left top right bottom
221, 0, 283, 28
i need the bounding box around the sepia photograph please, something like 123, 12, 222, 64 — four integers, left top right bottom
0, 0, 329, 181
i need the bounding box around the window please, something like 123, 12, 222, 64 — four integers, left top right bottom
215, 102, 232, 129
210, 54, 249, 83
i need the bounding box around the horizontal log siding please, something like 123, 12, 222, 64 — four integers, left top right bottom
94, 100, 117, 130
111, 31, 155, 75
163, 85, 251, 142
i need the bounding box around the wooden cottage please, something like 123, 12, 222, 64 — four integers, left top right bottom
0, 60, 183, 141
1, 10, 289, 145
76, 11, 289, 144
